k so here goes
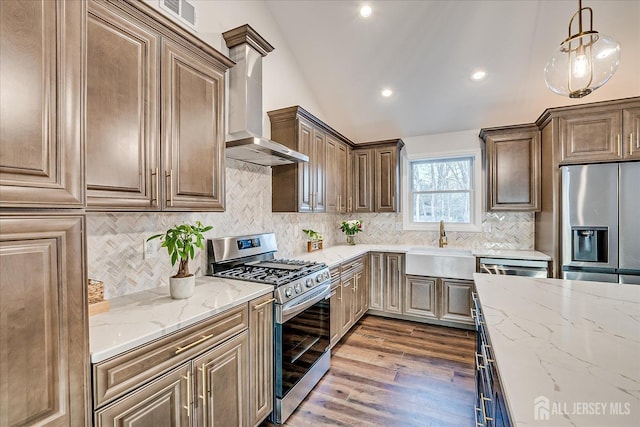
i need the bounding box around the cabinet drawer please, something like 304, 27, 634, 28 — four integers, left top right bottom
329, 265, 341, 282
93, 304, 248, 408
341, 255, 365, 277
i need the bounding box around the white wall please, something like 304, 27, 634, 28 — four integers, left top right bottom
145, 0, 326, 137
402, 129, 482, 157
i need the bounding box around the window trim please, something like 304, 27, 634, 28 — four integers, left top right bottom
402, 149, 483, 232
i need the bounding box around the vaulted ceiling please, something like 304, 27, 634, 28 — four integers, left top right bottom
264, 0, 640, 142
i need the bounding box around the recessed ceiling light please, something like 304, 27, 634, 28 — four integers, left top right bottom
470, 70, 487, 81
360, 5, 372, 18
381, 88, 393, 97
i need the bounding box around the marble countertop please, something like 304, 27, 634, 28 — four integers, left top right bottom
473, 273, 640, 426
89, 276, 272, 364
293, 244, 550, 268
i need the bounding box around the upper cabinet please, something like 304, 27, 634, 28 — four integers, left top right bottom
0, 0, 84, 208
269, 106, 352, 213
86, 0, 233, 211
555, 100, 640, 164
353, 140, 404, 213
481, 125, 541, 212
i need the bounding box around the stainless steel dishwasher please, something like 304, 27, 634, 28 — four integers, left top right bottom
477, 257, 550, 278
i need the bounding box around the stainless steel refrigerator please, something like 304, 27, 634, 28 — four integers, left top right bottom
562, 162, 640, 284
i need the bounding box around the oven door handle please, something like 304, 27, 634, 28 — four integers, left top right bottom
278, 283, 331, 324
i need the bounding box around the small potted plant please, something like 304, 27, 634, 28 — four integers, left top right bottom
340, 219, 363, 245
303, 228, 323, 252
147, 221, 213, 299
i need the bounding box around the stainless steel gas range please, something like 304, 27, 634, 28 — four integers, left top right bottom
207, 233, 331, 424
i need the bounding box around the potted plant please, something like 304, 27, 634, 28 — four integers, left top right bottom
303, 228, 323, 252
340, 219, 363, 245
147, 221, 213, 299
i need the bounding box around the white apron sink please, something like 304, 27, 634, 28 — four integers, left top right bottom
406, 247, 475, 280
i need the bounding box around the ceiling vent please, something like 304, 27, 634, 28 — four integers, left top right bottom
159, 0, 195, 28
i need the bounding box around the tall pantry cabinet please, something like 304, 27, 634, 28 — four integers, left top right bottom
0, 1, 89, 426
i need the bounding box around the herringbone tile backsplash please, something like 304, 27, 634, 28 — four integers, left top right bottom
87, 159, 534, 298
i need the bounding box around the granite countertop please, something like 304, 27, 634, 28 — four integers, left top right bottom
294, 244, 551, 268
473, 273, 640, 426
89, 276, 272, 364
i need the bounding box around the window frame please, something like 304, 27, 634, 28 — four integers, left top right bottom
402, 149, 483, 232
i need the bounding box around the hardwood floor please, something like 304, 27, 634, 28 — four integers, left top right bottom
263, 315, 476, 427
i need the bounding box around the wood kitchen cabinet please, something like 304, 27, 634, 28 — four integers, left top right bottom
95, 363, 191, 427
353, 140, 404, 213
329, 256, 368, 349
269, 106, 354, 213
341, 274, 355, 333
0, 216, 89, 427
480, 125, 541, 212
369, 252, 404, 315
327, 137, 351, 213
86, 0, 233, 211
194, 332, 249, 427
440, 279, 474, 325
248, 294, 274, 426
404, 276, 438, 320
0, 0, 84, 208
623, 107, 640, 160
329, 279, 343, 348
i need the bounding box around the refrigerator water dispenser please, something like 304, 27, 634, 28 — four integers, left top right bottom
572, 227, 608, 263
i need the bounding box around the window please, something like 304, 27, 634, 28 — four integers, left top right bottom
403, 152, 482, 232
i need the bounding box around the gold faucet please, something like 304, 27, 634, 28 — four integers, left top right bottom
438, 220, 448, 248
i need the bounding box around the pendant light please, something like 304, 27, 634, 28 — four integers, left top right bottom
544, 0, 620, 98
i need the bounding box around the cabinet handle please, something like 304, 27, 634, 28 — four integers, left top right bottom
475, 352, 485, 370
631, 133, 635, 156
474, 406, 484, 427
175, 334, 214, 354
392, 195, 395, 209
150, 168, 159, 206
348, 197, 352, 212
482, 343, 495, 364
253, 298, 276, 310
480, 393, 494, 424
199, 364, 206, 402
329, 290, 337, 298
182, 370, 191, 417
166, 169, 173, 206
471, 308, 477, 320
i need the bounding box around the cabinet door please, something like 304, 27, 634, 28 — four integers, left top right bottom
486, 131, 540, 211
346, 147, 354, 212
341, 275, 355, 334
297, 120, 314, 212
325, 136, 339, 213
0, 216, 88, 426
162, 39, 226, 211
404, 276, 438, 319
369, 252, 384, 310
353, 269, 368, 321
0, 0, 83, 207
440, 279, 474, 324
384, 254, 403, 314
374, 147, 398, 212
337, 142, 349, 213
313, 130, 326, 212
95, 364, 191, 427
194, 331, 249, 427
249, 295, 273, 427
623, 108, 640, 160
87, 1, 160, 209
559, 110, 622, 163
353, 149, 374, 213
329, 281, 342, 348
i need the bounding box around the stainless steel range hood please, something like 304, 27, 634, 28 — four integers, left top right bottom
223, 25, 308, 166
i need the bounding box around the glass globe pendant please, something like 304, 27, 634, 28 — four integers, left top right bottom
544, 0, 620, 98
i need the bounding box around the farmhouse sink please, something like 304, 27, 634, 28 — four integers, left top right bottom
406, 247, 475, 280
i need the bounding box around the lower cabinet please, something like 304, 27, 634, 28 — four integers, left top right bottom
95, 363, 191, 426
329, 255, 369, 348
403, 275, 474, 326
369, 252, 405, 314
93, 295, 273, 427
194, 332, 249, 427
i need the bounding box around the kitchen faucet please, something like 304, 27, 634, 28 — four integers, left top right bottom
439, 220, 448, 248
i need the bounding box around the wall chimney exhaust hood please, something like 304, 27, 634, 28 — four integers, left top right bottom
223, 25, 308, 166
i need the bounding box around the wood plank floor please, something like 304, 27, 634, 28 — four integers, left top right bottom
262, 315, 476, 427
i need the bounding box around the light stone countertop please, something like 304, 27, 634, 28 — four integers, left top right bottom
89, 276, 272, 363
293, 244, 551, 268
473, 273, 640, 426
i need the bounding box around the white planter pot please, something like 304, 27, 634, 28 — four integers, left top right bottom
169, 275, 195, 299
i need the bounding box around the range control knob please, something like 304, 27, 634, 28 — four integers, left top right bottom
306, 278, 314, 288
285, 287, 293, 298
324, 272, 330, 281
316, 274, 323, 283
294, 283, 302, 294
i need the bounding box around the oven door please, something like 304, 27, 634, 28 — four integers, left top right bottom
274, 283, 330, 399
